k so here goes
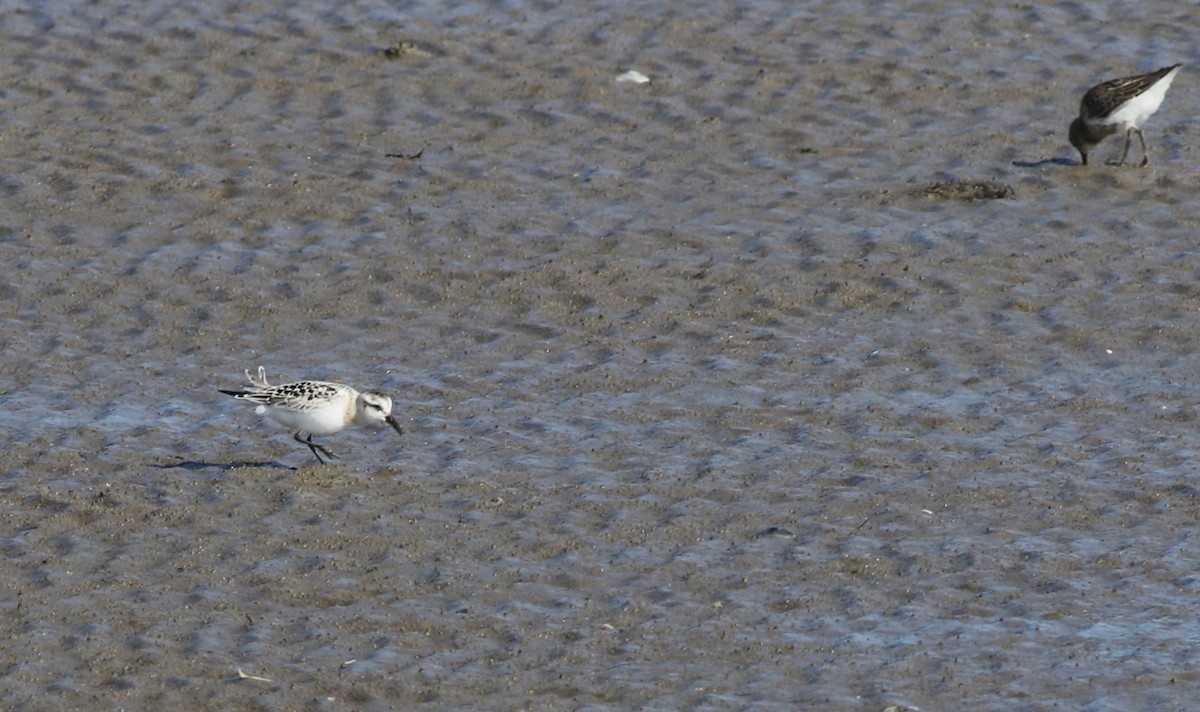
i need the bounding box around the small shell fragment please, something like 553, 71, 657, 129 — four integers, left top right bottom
616, 70, 650, 84
236, 668, 272, 683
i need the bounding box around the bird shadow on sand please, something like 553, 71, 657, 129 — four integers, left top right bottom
1012, 157, 1078, 168
152, 459, 297, 472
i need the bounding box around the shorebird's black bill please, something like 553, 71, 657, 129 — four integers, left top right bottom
385, 414, 404, 437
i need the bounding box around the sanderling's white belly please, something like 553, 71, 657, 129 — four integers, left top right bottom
260, 404, 346, 434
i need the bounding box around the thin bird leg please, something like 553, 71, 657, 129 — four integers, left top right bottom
293, 431, 338, 463
1117, 129, 1133, 166
1135, 128, 1149, 167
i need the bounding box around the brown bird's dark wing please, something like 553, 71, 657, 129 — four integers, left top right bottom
1081, 64, 1180, 119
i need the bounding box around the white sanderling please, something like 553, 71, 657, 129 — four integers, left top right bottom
219, 366, 403, 463
1069, 64, 1181, 166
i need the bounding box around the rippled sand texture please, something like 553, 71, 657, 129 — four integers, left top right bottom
3, 1, 1200, 710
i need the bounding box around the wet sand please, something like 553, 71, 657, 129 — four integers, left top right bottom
2, 2, 1200, 710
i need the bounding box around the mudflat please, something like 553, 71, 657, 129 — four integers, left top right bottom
1, 2, 1197, 710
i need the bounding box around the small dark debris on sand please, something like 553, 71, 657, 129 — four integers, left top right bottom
380, 42, 429, 59
922, 179, 1014, 201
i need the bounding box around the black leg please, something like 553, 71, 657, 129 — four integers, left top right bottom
1116, 128, 1133, 166
293, 432, 337, 463
1135, 128, 1149, 167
